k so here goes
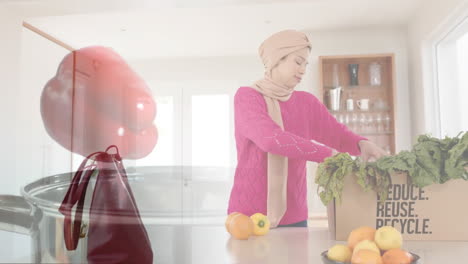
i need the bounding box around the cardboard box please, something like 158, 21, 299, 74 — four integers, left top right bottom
327, 172, 468, 241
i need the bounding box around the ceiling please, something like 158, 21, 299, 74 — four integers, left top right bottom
14, 0, 425, 59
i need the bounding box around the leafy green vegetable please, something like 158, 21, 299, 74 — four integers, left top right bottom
445, 132, 468, 180
315, 153, 355, 205
315, 131, 468, 206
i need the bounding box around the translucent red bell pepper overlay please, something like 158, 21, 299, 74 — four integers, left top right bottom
40, 46, 158, 159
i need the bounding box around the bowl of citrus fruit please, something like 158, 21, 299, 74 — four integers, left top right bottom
322, 226, 420, 264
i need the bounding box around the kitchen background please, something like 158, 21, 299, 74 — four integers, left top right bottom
1, 0, 468, 262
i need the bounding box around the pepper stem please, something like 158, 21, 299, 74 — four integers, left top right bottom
259, 220, 264, 228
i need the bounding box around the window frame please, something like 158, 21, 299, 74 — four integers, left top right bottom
146, 80, 238, 168
422, 2, 468, 137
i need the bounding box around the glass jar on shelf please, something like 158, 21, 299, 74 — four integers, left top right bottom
332, 63, 340, 88
367, 113, 375, 133
383, 113, 391, 132
375, 113, 383, 133
384, 145, 391, 155
369, 62, 382, 86
359, 113, 367, 133
348, 64, 359, 86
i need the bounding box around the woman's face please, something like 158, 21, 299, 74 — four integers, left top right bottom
271, 47, 310, 88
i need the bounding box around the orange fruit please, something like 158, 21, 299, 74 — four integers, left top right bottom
348, 226, 377, 250
225, 212, 241, 233
351, 249, 383, 264
382, 248, 413, 264
227, 213, 254, 240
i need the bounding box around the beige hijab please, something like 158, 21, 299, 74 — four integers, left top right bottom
252, 30, 311, 228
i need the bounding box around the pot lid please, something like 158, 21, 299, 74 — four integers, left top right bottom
20, 166, 233, 220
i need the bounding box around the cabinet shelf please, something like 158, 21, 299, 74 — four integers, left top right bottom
330, 109, 392, 114
319, 54, 396, 154
325, 85, 387, 90
358, 132, 394, 136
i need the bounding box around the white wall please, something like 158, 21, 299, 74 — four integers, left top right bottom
0, 7, 32, 263
407, 0, 468, 140
129, 55, 262, 84
0, 7, 22, 195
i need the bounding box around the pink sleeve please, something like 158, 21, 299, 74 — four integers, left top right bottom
235, 87, 333, 162
306, 93, 367, 156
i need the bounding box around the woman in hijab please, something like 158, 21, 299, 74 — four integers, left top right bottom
227, 30, 387, 228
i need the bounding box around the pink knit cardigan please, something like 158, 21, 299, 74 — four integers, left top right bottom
227, 87, 367, 225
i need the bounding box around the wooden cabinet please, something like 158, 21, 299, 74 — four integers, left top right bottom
318, 54, 396, 155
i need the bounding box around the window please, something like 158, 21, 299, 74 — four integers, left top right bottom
180, 82, 237, 169
436, 16, 468, 137
138, 96, 175, 166
135, 81, 237, 171
191, 95, 230, 167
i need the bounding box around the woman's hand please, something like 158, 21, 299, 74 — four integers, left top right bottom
331, 148, 339, 156
358, 140, 388, 162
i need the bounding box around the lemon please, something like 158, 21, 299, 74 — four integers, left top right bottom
374, 226, 403, 250
327, 244, 352, 262
352, 239, 380, 256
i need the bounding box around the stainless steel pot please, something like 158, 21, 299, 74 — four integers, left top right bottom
0, 166, 232, 263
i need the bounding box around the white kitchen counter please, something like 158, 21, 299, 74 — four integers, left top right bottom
146, 224, 468, 264
3, 223, 468, 263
